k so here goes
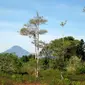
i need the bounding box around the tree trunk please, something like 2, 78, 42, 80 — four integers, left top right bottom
35, 26, 39, 78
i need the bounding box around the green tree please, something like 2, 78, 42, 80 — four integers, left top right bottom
20, 55, 29, 63
76, 39, 85, 61
41, 36, 79, 61
40, 57, 49, 70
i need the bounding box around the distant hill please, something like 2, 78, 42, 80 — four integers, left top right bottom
4, 45, 30, 57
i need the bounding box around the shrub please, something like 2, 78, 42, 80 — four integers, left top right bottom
77, 62, 85, 74
77, 66, 85, 74
0, 53, 22, 73
21, 58, 36, 76
11, 74, 24, 82
66, 56, 81, 74
39, 69, 61, 84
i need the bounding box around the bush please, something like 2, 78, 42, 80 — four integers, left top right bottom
76, 62, 85, 74
21, 58, 36, 76
11, 74, 24, 82
0, 53, 22, 73
77, 66, 85, 74
39, 69, 61, 84
66, 56, 81, 74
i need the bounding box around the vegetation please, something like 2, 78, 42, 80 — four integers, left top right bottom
1, 6, 85, 84
1, 36, 85, 85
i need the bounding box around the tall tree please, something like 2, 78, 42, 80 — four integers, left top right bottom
76, 39, 85, 61
20, 12, 47, 77
60, 20, 67, 60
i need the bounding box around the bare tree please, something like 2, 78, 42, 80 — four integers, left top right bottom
20, 12, 47, 77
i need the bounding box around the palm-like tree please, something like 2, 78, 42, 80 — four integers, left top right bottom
60, 20, 67, 80
60, 20, 67, 55
60, 20, 67, 27
60, 20, 67, 47
20, 12, 47, 77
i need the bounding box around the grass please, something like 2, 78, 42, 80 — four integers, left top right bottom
1, 70, 85, 85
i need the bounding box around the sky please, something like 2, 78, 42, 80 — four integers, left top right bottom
0, 0, 85, 53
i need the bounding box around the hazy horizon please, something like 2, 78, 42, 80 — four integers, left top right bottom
0, 0, 85, 53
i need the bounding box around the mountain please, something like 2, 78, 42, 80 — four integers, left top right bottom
4, 45, 30, 57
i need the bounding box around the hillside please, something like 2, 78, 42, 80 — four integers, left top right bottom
4, 45, 29, 57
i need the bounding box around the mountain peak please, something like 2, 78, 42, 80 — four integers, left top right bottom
11, 45, 24, 50
4, 45, 30, 57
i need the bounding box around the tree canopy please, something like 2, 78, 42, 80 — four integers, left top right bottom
40, 36, 80, 61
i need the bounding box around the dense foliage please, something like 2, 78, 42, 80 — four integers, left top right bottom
0, 53, 22, 73
40, 36, 85, 61
1, 36, 85, 85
